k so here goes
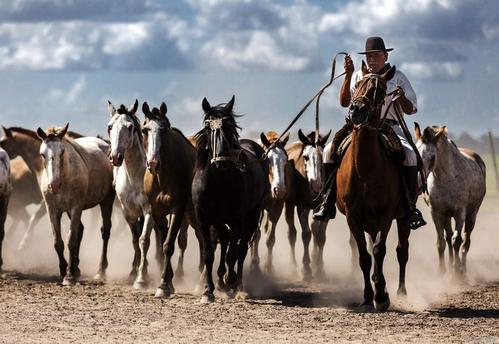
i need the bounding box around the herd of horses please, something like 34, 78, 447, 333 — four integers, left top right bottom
0, 70, 486, 310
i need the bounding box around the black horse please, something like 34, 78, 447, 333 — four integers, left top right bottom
192, 95, 269, 303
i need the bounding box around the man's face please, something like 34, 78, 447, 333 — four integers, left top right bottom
366, 51, 388, 74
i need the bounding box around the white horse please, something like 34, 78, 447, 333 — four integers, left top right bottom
0, 147, 12, 271
107, 99, 165, 287
37, 124, 115, 285
415, 123, 486, 276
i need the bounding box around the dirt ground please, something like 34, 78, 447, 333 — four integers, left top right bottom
1, 195, 498, 343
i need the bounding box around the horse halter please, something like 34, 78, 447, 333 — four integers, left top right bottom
204, 115, 246, 172
349, 74, 386, 128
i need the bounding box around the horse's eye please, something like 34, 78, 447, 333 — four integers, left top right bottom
40, 153, 45, 160
304, 156, 309, 161
107, 125, 112, 132
141, 128, 148, 134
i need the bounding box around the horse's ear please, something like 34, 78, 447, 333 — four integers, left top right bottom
202, 97, 211, 113
414, 122, 421, 140
142, 102, 154, 120
260, 132, 271, 148
298, 129, 310, 145
319, 130, 332, 147
37, 127, 47, 140
361, 60, 369, 76
107, 100, 116, 116
281, 132, 290, 146
381, 65, 396, 81
2, 126, 12, 139
436, 126, 447, 139
58, 123, 69, 138
160, 102, 167, 117
129, 99, 138, 115
225, 95, 235, 113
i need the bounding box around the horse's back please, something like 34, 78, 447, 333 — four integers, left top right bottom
459, 148, 486, 176
239, 138, 270, 203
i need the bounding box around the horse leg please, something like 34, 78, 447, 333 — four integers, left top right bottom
451, 212, 465, 278
63, 208, 83, 286
154, 215, 167, 270
216, 225, 229, 291
284, 203, 298, 274
297, 207, 312, 281
461, 210, 478, 276
200, 222, 215, 303
350, 224, 373, 308
249, 224, 261, 274
95, 190, 114, 281
311, 219, 328, 281
264, 211, 278, 275
443, 217, 453, 270
155, 212, 184, 298
48, 210, 67, 279
349, 231, 358, 275
0, 197, 8, 272
372, 227, 391, 311
134, 213, 154, 289
431, 210, 447, 274
125, 216, 141, 284
175, 218, 188, 280
396, 218, 411, 297
17, 203, 46, 251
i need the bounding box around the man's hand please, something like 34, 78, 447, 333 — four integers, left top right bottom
344, 55, 354, 76
395, 84, 414, 114
395, 85, 405, 99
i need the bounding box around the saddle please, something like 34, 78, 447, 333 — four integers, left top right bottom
332, 120, 405, 163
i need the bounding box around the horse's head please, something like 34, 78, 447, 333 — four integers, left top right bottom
141, 101, 170, 174
37, 123, 69, 194
349, 62, 395, 128
196, 95, 241, 168
107, 99, 140, 166
298, 129, 331, 195
415, 122, 447, 177
261, 131, 290, 199
0, 127, 20, 159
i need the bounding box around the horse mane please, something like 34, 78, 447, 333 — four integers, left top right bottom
128, 113, 143, 145
6, 127, 41, 141
265, 131, 280, 143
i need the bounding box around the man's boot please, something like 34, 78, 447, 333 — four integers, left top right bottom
313, 162, 337, 221
403, 166, 427, 230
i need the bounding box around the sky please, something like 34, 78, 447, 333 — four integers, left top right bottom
0, 0, 498, 138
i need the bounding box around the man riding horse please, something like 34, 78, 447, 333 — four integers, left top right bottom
313, 36, 426, 230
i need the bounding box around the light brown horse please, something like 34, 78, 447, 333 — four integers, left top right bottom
36, 124, 115, 285
285, 129, 330, 280
0, 147, 11, 272
336, 66, 410, 311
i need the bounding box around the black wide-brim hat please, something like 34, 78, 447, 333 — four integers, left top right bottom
358, 36, 393, 54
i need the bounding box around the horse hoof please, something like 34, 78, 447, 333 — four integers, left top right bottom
200, 293, 215, 304
235, 291, 249, 301
314, 269, 328, 283
94, 272, 106, 281
359, 302, 375, 312
62, 276, 76, 286
374, 297, 390, 311
397, 287, 407, 298
154, 284, 174, 298
133, 279, 148, 290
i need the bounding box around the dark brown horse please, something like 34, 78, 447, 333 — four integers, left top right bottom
141, 101, 202, 298
336, 66, 410, 311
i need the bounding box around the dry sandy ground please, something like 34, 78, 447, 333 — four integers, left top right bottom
1, 195, 498, 343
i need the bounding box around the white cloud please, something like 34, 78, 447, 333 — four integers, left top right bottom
401, 62, 463, 80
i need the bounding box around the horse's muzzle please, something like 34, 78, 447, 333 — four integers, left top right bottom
147, 159, 160, 174
272, 186, 287, 200
48, 181, 62, 194
349, 103, 368, 125
110, 153, 124, 167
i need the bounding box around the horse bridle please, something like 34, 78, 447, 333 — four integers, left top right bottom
204, 116, 246, 172
349, 74, 387, 128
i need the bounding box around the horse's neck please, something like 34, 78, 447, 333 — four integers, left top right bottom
123, 134, 146, 182
13, 133, 43, 176
433, 139, 460, 179
159, 130, 190, 180
61, 140, 84, 178
351, 128, 383, 178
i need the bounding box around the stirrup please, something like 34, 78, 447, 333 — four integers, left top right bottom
407, 208, 426, 230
